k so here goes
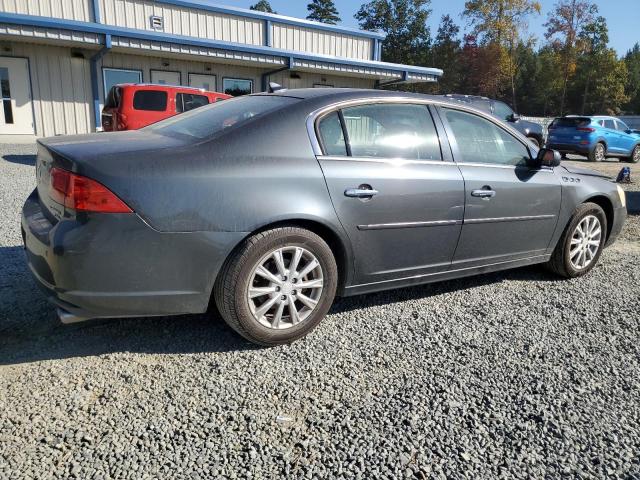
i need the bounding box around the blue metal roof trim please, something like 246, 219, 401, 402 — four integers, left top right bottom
0, 12, 442, 78
154, 0, 386, 40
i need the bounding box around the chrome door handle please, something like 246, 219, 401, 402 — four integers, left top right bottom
345, 188, 379, 198
471, 189, 496, 198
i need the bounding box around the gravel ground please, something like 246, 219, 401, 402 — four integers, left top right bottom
1, 145, 639, 479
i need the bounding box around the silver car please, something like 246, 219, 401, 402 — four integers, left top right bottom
22, 89, 627, 345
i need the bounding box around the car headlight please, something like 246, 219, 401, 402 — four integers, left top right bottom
617, 185, 626, 208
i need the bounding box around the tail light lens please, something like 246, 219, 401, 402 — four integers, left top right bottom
50, 168, 132, 213
577, 127, 595, 133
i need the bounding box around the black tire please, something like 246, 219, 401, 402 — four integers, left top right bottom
546, 202, 607, 278
588, 142, 606, 162
214, 227, 338, 346
626, 145, 640, 163
527, 136, 540, 148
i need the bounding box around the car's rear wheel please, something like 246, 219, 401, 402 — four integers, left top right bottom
588, 142, 606, 162
214, 227, 338, 346
626, 145, 640, 163
546, 202, 607, 278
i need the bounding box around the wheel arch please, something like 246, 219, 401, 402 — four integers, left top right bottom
584, 195, 614, 241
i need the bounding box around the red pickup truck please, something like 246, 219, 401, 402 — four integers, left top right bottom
102, 84, 231, 131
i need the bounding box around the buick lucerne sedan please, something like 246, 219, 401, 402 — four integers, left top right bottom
22, 89, 627, 345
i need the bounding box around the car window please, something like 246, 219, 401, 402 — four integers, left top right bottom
133, 90, 168, 111
104, 86, 121, 109
340, 103, 441, 160
443, 108, 529, 166
176, 93, 209, 113
603, 119, 616, 129
145, 95, 299, 140
493, 101, 514, 121
616, 120, 629, 131
317, 112, 347, 156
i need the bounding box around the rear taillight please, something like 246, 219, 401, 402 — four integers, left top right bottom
577, 127, 595, 133
50, 168, 132, 213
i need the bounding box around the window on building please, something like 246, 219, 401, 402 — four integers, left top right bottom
341, 103, 442, 160
176, 93, 210, 113
223, 78, 253, 96
103, 68, 142, 96
133, 90, 168, 111
443, 108, 529, 166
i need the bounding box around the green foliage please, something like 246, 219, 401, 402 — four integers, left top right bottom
249, 0, 276, 14
624, 44, 640, 113
355, 0, 432, 65
307, 0, 341, 24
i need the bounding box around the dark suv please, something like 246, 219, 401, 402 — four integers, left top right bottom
440, 94, 544, 148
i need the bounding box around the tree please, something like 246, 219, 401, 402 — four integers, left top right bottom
575, 15, 608, 114
624, 44, 640, 113
250, 0, 276, 14
429, 15, 462, 93
544, 0, 598, 115
307, 0, 341, 24
355, 0, 432, 66
459, 35, 504, 97
463, 0, 542, 110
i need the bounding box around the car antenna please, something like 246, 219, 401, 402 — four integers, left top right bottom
268, 82, 286, 93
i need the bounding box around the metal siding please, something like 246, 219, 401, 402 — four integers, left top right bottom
99, 0, 264, 45
5, 43, 94, 136
0, 0, 93, 22
271, 23, 372, 60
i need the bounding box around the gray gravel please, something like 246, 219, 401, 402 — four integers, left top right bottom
1, 144, 640, 479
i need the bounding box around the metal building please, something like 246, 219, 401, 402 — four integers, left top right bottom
0, 0, 442, 137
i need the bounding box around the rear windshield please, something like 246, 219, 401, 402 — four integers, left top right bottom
145, 95, 300, 140
551, 117, 591, 128
133, 90, 168, 111
104, 86, 121, 109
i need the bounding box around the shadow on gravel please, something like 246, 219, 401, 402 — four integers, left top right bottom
2, 154, 36, 166
0, 242, 559, 366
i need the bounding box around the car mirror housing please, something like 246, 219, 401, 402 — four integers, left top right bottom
535, 148, 561, 168
508, 113, 520, 122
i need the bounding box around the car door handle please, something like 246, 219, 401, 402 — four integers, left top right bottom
471, 189, 496, 198
345, 187, 379, 198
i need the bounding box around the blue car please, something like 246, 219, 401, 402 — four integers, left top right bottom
547, 116, 640, 163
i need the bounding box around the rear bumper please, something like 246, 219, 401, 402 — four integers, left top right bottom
21, 189, 246, 321
546, 143, 592, 155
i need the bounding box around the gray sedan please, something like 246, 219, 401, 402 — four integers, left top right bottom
22, 89, 627, 345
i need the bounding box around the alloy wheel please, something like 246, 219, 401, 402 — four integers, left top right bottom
595, 144, 605, 162
569, 215, 602, 270
247, 246, 324, 330
633, 147, 640, 163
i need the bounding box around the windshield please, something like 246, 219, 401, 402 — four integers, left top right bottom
551, 117, 591, 128
493, 101, 514, 120
145, 95, 300, 140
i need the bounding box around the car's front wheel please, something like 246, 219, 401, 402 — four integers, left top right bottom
214, 227, 338, 346
627, 145, 640, 164
546, 202, 607, 278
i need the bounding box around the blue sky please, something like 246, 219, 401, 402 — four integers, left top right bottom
215, 0, 637, 55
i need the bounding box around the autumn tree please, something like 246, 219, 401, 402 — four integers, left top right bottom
355, 0, 432, 66
544, 0, 597, 114
307, 0, 341, 24
250, 0, 276, 13
463, 0, 541, 111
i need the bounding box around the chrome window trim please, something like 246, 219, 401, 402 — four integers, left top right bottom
306, 96, 537, 160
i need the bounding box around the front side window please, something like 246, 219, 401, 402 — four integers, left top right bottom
443, 108, 529, 166
176, 93, 209, 113
133, 90, 168, 111
603, 119, 616, 130
103, 68, 141, 96
223, 78, 253, 97
317, 112, 347, 156
493, 101, 514, 121
616, 120, 629, 131
340, 103, 441, 161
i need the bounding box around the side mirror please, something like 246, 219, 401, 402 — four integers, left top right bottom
535, 148, 561, 168
508, 113, 520, 122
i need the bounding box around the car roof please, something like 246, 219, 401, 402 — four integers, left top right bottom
116, 83, 220, 93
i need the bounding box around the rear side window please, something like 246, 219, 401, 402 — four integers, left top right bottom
603, 119, 616, 129
133, 90, 168, 111
443, 108, 529, 166
176, 93, 209, 113
318, 112, 347, 156
146, 95, 299, 140
340, 103, 441, 160
104, 87, 121, 109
